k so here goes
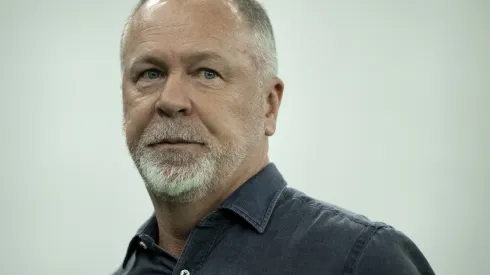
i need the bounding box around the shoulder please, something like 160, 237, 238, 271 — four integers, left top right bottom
274, 187, 434, 275
279, 186, 383, 229
271, 187, 384, 259
351, 226, 435, 275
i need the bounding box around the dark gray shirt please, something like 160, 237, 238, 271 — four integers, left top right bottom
112, 163, 435, 275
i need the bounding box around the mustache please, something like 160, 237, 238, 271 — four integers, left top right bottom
140, 121, 207, 146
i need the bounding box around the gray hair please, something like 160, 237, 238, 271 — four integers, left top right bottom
120, 0, 278, 83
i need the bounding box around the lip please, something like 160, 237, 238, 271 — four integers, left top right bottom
148, 140, 204, 147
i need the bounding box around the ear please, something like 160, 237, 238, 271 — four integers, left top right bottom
264, 77, 284, 136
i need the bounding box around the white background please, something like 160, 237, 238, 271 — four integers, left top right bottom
1, 0, 489, 274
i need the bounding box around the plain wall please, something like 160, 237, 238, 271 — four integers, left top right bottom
1, 0, 489, 274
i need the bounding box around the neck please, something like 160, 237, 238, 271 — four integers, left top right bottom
150, 151, 269, 257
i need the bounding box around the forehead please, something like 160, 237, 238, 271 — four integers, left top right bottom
124, 0, 250, 61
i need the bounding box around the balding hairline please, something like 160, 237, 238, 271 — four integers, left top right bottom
120, 0, 278, 85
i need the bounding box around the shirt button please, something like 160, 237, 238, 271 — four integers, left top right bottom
180, 269, 190, 275
138, 241, 147, 250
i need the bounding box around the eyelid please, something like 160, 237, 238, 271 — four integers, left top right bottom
136, 68, 164, 81
198, 67, 222, 78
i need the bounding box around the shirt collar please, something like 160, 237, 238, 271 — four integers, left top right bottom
122, 162, 286, 267
122, 214, 159, 268
218, 162, 287, 233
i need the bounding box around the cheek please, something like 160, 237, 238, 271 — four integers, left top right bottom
123, 93, 155, 146
196, 97, 238, 141
199, 98, 260, 144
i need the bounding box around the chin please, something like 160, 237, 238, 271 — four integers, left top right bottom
138, 154, 218, 202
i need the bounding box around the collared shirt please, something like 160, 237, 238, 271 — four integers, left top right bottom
112, 163, 435, 275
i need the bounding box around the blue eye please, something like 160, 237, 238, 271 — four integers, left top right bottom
201, 69, 218, 80
142, 69, 162, 80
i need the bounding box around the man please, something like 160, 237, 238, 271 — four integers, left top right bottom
113, 0, 435, 274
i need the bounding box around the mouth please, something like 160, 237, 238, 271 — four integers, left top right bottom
148, 139, 204, 147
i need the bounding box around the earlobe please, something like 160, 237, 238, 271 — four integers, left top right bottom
265, 117, 276, 136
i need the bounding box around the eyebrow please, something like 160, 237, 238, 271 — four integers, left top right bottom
181, 51, 229, 66
127, 51, 230, 72
127, 55, 168, 72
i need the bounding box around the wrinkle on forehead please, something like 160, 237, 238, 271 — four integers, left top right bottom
123, 0, 253, 69
134, 0, 248, 46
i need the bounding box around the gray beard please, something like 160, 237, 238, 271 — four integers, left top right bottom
131, 137, 250, 203
126, 106, 263, 203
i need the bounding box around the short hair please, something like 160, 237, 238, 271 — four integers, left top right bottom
120, 0, 278, 83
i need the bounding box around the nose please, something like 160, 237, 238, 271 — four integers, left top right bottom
155, 74, 192, 117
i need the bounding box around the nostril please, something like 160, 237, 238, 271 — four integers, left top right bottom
156, 108, 167, 117
155, 102, 190, 117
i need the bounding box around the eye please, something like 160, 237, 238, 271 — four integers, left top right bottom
140, 69, 163, 80
199, 68, 219, 80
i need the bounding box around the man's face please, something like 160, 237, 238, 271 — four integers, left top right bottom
122, 0, 273, 201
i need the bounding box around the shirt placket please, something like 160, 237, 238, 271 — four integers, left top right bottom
172, 211, 230, 275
